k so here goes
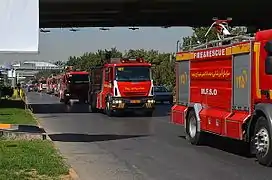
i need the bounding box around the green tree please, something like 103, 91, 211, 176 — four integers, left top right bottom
54, 60, 65, 67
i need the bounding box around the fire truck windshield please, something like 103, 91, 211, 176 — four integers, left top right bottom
115, 66, 151, 82
67, 74, 89, 84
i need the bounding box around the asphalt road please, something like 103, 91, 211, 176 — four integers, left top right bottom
26, 92, 272, 180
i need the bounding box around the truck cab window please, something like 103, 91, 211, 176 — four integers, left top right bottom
104, 67, 113, 82
265, 41, 272, 75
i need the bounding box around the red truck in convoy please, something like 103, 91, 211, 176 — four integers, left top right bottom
59, 67, 89, 104
46, 74, 57, 94
38, 77, 47, 92
171, 18, 272, 166
88, 56, 155, 116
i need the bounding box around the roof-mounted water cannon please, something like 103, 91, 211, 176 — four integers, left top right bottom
205, 17, 232, 41
187, 17, 254, 50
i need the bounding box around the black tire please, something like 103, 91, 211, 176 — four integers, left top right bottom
90, 96, 98, 113
186, 110, 203, 145
64, 98, 69, 105
253, 116, 272, 166
105, 97, 113, 117
63, 93, 70, 104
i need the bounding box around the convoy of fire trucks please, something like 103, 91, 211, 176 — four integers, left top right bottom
171, 18, 272, 166
27, 17, 272, 167
40, 54, 155, 116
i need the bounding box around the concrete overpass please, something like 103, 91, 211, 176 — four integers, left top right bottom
40, 0, 267, 28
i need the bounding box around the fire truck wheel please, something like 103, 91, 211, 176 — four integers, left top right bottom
90, 98, 98, 113
253, 116, 272, 166
105, 98, 113, 117
186, 110, 203, 145
64, 97, 70, 105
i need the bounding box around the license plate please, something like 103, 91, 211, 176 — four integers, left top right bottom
130, 100, 140, 103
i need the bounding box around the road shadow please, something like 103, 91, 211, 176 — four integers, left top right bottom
179, 133, 253, 158
49, 133, 149, 142
29, 103, 92, 114
0, 99, 25, 109
29, 103, 171, 117
112, 104, 171, 118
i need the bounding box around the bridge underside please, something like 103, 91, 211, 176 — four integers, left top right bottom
40, 1, 269, 28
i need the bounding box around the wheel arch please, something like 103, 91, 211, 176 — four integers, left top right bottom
185, 103, 202, 132
247, 103, 272, 142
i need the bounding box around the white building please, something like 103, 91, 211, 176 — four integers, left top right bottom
12, 61, 60, 70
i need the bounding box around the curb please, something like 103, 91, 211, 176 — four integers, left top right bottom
0, 130, 46, 140
0, 124, 18, 130
0, 124, 47, 140
26, 102, 80, 180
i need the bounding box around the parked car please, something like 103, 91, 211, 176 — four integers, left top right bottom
154, 85, 173, 104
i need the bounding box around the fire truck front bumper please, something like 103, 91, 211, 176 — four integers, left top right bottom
111, 97, 155, 110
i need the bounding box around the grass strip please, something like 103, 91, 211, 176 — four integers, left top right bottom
0, 107, 36, 125
0, 139, 69, 180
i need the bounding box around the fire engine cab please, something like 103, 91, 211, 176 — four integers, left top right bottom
88, 56, 155, 116
171, 18, 272, 166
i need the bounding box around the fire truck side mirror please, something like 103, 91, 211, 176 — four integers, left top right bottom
264, 41, 272, 75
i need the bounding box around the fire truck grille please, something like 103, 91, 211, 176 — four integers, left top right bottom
124, 92, 146, 96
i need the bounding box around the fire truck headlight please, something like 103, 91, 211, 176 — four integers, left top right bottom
113, 100, 122, 104
147, 99, 155, 103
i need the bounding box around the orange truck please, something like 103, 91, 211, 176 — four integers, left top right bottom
88, 57, 155, 116
171, 18, 272, 166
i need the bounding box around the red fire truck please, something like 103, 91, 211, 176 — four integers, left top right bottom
46, 74, 57, 94
38, 77, 47, 92
59, 67, 89, 104
88, 56, 155, 116
171, 18, 272, 166
54, 74, 62, 96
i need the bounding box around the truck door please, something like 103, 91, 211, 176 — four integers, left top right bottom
258, 40, 272, 100
232, 51, 251, 111
104, 67, 113, 96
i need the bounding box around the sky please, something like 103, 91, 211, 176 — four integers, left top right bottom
0, 27, 193, 65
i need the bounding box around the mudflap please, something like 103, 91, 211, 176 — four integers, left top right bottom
171, 104, 188, 125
